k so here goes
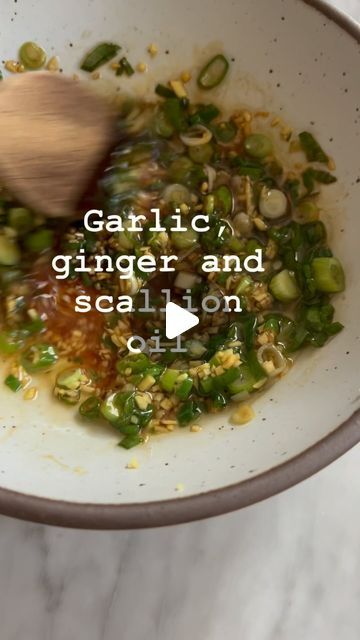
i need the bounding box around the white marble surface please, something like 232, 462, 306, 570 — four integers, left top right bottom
0, 446, 359, 640
0, 1, 360, 639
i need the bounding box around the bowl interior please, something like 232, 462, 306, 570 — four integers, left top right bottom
0, 0, 359, 516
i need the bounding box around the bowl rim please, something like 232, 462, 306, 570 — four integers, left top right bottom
0, 0, 359, 529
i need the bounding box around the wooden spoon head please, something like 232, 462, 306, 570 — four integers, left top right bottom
0, 72, 118, 218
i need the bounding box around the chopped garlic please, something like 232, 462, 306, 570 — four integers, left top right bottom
169, 80, 187, 99
147, 43, 158, 57
136, 62, 147, 73
46, 56, 60, 72
178, 204, 189, 216
271, 116, 281, 127
135, 393, 151, 410
262, 360, 276, 375
126, 457, 139, 469
231, 404, 255, 425
253, 217, 268, 231
4, 60, 24, 73
138, 375, 156, 392
180, 71, 191, 83
24, 387, 38, 401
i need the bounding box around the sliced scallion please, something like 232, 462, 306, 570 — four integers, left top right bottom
259, 187, 288, 219
244, 134, 273, 159
213, 121, 237, 143
116, 56, 135, 77
8, 207, 34, 235
24, 229, 54, 253
21, 343, 58, 373
299, 131, 328, 164
188, 142, 213, 164
19, 41, 46, 70
177, 399, 202, 426
0, 235, 20, 266
197, 54, 229, 90
270, 269, 300, 303
311, 257, 345, 293
171, 228, 199, 250
119, 434, 143, 449
155, 84, 176, 98
4, 374, 22, 393
81, 43, 121, 72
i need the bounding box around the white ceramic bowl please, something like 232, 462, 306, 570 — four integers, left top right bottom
0, 0, 359, 528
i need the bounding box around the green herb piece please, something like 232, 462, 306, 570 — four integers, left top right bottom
200, 216, 231, 251
211, 392, 228, 409
116, 56, 135, 76
154, 110, 175, 138
145, 364, 165, 380
177, 399, 202, 426
0, 330, 25, 355
155, 84, 176, 98
197, 54, 230, 90
81, 43, 121, 72
304, 221, 326, 246
231, 157, 265, 180
287, 302, 344, 351
22, 315, 45, 336
101, 391, 153, 433
228, 365, 256, 395
79, 396, 101, 420
21, 343, 58, 373
119, 434, 143, 449
163, 98, 188, 132
175, 377, 194, 401
212, 367, 240, 392
4, 374, 22, 392
169, 157, 205, 188
213, 121, 237, 143
116, 353, 151, 375
302, 168, 337, 193
198, 376, 213, 395
189, 104, 220, 125
283, 178, 301, 206
299, 131, 328, 163
246, 350, 268, 382
24, 229, 54, 253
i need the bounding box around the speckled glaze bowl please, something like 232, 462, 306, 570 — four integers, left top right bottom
0, 0, 359, 528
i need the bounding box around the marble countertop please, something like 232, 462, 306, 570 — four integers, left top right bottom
0, 1, 359, 639
0, 446, 359, 640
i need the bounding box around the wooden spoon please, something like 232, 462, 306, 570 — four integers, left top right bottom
0, 72, 118, 218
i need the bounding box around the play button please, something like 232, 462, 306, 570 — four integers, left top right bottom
165, 302, 199, 339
